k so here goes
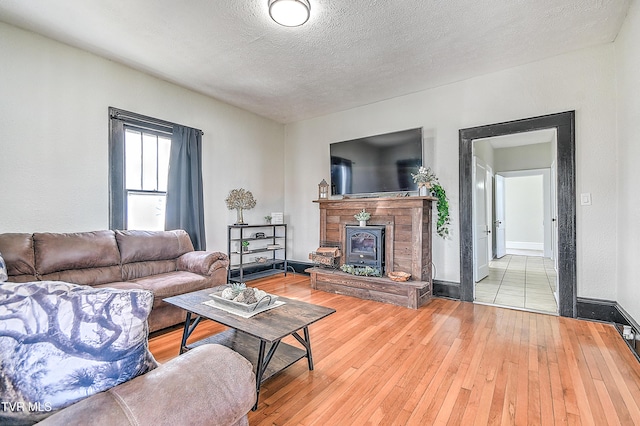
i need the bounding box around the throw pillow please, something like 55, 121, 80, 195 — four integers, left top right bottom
0, 253, 7, 282
0, 281, 157, 425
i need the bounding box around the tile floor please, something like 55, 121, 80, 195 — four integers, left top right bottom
475, 255, 558, 314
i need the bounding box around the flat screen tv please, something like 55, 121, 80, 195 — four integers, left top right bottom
330, 128, 423, 196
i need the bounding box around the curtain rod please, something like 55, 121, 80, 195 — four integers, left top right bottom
109, 107, 204, 136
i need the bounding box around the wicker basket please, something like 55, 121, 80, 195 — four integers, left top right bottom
388, 271, 411, 282
309, 252, 338, 266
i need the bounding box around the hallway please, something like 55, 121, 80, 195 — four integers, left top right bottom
475, 255, 558, 314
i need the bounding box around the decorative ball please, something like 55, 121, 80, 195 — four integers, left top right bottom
254, 289, 267, 301
242, 288, 258, 304
221, 288, 235, 300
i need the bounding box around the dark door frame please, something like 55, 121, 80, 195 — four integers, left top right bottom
459, 111, 576, 317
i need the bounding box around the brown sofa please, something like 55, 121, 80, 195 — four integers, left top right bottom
36, 344, 257, 426
0, 229, 229, 332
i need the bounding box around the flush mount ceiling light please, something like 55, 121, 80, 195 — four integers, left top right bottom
269, 0, 310, 27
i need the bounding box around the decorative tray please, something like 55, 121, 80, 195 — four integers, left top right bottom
210, 291, 278, 313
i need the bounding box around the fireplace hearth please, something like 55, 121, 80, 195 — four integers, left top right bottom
345, 225, 385, 272
308, 196, 434, 309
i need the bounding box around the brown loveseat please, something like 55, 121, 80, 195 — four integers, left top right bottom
0, 229, 229, 332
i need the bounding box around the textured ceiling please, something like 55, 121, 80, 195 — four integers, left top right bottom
0, 0, 630, 123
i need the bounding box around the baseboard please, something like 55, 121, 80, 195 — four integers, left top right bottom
614, 303, 640, 362
576, 297, 627, 324
505, 241, 544, 251
577, 297, 640, 362
433, 280, 460, 299
228, 260, 314, 279
287, 260, 315, 274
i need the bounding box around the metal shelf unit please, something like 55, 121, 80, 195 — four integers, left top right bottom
227, 224, 287, 283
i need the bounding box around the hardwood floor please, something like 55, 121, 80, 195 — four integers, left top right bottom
148, 273, 640, 425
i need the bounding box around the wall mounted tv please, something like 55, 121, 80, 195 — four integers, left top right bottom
330, 127, 423, 196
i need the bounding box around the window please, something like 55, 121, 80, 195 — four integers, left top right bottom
109, 108, 174, 231
109, 107, 206, 248
124, 128, 171, 230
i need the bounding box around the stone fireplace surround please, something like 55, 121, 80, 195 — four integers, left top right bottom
307, 196, 434, 309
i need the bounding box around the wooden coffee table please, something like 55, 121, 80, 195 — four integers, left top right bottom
164, 288, 335, 409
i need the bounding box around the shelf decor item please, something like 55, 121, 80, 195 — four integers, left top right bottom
225, 188, 256, 225
271, 212, 284, 224
318, 179, 330, 199
411, 166, 451, 239
354, 209, 371, 227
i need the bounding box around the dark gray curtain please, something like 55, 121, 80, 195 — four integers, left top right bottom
165, 125, 206, 250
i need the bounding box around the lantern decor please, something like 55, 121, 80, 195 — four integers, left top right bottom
318, 179, 329, 199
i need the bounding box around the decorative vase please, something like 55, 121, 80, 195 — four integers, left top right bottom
359, 220, 367, 227
418, 183, 430, 196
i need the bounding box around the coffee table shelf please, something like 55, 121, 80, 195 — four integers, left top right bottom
188, 329, 307, 383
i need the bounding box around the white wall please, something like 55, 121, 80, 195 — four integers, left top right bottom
615, 1, 640, 322
504, 175, 544, 250
285, 43, 618, 300
494, 142, 553, 172
0, 23, 284, 251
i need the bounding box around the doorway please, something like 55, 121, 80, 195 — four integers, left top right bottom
459, 111, 576, 318
477, 167, 558, 314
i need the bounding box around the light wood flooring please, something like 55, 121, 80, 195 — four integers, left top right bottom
149, 273, 640, 425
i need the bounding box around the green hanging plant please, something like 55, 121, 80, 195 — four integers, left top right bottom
431, 183, 450, 239
412, 166, 451, 239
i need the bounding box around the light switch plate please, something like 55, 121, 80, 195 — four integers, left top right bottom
580, 193, 592, 206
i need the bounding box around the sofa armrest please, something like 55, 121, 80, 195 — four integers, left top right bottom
177, 251, 229, 276
38, 344, 256, 426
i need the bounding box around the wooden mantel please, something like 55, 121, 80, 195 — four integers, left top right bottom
309, 196, 435, 309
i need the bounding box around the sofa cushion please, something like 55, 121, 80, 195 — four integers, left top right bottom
116, 230, 194, 264
33, 231, 121, 285
39, 266, 123, 287
0, 253, 7, 282
131, 271, 211, 309
0, 232, 37, 281
121, 259, 177, 281
93, 281, 147, 291
0, 281, 157, 425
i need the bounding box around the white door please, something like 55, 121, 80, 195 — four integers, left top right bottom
551, 161, 559, 300
473, 158, 489, 282
494, 174, 506, 258
486, 168, 494, 262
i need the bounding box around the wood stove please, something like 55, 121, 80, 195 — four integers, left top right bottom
345, 225, 385, 272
